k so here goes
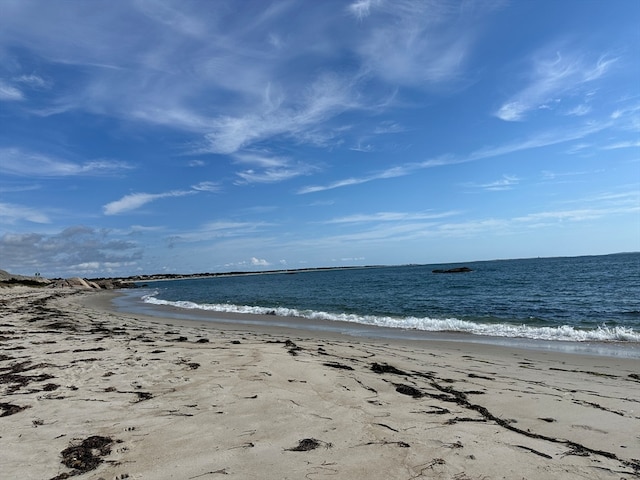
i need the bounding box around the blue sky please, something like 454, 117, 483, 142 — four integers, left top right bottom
1, 0, 639, 277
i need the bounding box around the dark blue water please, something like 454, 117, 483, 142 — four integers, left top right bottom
137, 253, 640, 342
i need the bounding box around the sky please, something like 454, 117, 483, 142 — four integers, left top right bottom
1, 0, 639, 278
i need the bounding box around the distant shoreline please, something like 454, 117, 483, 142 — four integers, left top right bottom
88, 251, 638, 285
94, 264, 393, 284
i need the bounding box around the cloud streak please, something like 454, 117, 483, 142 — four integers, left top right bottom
233, 152, 317, 184
0, 79, 24, 101
325, 210, 459, 224
298, 122, 608, 194
103, 190, 195, 215
496, 48, 618, 121
0, 202, 50, 224
0, 148, 131, 177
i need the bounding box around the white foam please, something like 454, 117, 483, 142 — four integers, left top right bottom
141, 294, 640, 342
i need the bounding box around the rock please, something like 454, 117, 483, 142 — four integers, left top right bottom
0, 268, 136, 290
0, 269, 51, 286
432, 267, 473, 274
93, 279, 135, 289
66, 277, 96, 289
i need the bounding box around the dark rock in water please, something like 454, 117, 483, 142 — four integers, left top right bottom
432, 267, 473, 274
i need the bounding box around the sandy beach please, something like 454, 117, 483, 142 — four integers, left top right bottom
1, 287, 639, 479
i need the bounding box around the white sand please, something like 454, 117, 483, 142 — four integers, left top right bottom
1, 287, 639, 479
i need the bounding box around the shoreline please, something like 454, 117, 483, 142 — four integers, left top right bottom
2, 287, 639, 479
110, 288, 640, 359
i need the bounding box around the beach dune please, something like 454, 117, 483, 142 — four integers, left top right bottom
1, 287, 638, 479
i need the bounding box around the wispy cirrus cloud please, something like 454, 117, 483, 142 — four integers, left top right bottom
601, 140, 640, 150
495, 47, 618, 121
0, 148, 132, 177
233, 151, 317, 184
191, 181, 220, 192
103, 190, 195, 215
324, 210, 459, 224
299, 122, 608, 194
348, 0, 382, 21
0, 79, 23, 101
348, 0, 495, 88
0, 0, 501, 162
515, 204, 640, 224
103, 179, 220, 215
471, 174, 520, 192
14, 74, 50, 89
236, 167, 314, 184
166, 220, 273, 247
201, 73, 359, 155
0, 202, 50, 224
515, 188, 640, 225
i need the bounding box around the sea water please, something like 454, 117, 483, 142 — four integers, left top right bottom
125, 253, 640, 344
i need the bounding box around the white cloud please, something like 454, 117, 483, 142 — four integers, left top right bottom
299, 122, 607, 194
299, 176, 370, 194
350, 0, 488, 88
251, 257, 270, 266
236, 165, 314, 184
191, 181, 220, 192
0, 226, 142, 276
496, 49, 618, 121
601, 140, 640, 150
0, 148, 131, 177
515, 189, 640, 224
222, 255, 273, 268
15, 74, 50, 89
373, 121, 405, 134
348, 0, 381, 20
232, 152, 316, 184
166, 220, 272, 245
565, 104, 591, 116
514, 207, 629, 223
202, 73, 358, 155
0, 79, 23, 100
233, 152, 289, 168
476, 174, 520, 191
103, 190, 194, 215
0, 0, 500, 165
0, 202, 50, 224
325, 210, 459, 224
349, 142, 375, 152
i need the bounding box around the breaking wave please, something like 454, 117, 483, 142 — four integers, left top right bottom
141, 294, 640, 343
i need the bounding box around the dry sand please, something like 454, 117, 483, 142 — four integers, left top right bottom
1, 286, 639, 479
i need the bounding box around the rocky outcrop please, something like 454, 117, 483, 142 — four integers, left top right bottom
0, 269, 52, 286
1, 269, 133, 289
432, 267, 473, 274
50, 277, 99, 289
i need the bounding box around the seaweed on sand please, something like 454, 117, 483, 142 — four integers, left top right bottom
51, 435, 118, 479
286, 438, 332, 452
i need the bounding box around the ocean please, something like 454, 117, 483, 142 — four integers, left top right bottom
115, 253, 640, 349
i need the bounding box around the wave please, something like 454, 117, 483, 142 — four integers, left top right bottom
141, 294, 640, 343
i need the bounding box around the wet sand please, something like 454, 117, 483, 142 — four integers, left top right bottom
1, 287, 639, 479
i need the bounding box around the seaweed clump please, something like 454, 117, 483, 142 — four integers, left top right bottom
286, 438, 332, 451
51, 435, 115, 479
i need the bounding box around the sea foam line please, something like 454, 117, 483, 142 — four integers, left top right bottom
141, 294, 640, 343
